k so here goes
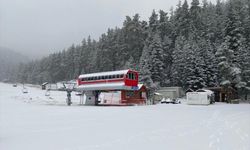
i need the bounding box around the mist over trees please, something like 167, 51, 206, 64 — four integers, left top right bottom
0, 47, 29, 81
6, 0, 250, 92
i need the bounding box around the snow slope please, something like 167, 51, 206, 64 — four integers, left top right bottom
0, 83, 250, 150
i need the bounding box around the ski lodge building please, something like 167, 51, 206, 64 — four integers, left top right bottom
76, 69, 147, 105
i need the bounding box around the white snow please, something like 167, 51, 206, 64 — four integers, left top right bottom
1, 82, 250, 150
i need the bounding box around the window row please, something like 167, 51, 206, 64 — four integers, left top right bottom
81, 74, 124, 81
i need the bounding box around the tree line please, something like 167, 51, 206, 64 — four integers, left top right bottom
9, 0, 250, 94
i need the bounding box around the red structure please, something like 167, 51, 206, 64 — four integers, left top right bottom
77, 70, 147, 105
120, 84, 147, 105
77, 69, 138, 88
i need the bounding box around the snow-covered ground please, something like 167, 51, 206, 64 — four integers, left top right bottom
0, 83, 250, 150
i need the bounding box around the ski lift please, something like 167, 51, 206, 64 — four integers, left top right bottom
22, 88, 28, 94
62, 82, 76, 106
45, 90, 50, 96
75, 92, 82, 96
22, 84, 28, 94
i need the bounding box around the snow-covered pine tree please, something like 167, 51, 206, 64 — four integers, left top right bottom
171, 36, 189, 87
122, 14, 146, 64
172, 36, 210, 90
216, 0, 246, 89
201, 0, 216, 41
162, 36, 173, 86
236, 44, 250, 100
147, 33, 165, 86
149, 10, 159, 33
198, 39, 218, 87
185, 40, 206, 90
243, 0, 250, 46
158, 10, 173, 40
72, 45, 81, 78
214, 0, 226, 45
172, 0, 190, 39
179, 0, 190, 39
139, 42, 157, 100
96, 32, 114, 72
190, 0, 203, 39
215, 40, 241, 88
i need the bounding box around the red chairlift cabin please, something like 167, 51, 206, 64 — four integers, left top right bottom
77, 69, 139, 90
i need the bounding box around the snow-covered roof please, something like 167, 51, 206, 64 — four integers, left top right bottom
154, 92, 163, 96
79, 70, 130, 78
137, 84, 144, 90
196, 89, 214, 95
42, 82, 48, 86
77, 82, 135, 91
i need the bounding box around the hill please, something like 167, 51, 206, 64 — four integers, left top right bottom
0, 47, 29, 81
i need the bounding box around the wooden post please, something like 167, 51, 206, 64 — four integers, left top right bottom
220, 93, 222, 102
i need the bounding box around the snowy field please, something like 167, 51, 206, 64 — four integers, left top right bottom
0, 83, 250, 150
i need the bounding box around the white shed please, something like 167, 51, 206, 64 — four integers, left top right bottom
187, 89, 214, 105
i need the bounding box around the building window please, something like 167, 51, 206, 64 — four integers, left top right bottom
127, 73, 136, 80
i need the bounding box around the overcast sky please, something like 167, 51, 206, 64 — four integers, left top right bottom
0, 0, 216, 58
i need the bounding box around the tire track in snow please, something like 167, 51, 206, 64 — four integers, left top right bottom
203, 110, 250, 150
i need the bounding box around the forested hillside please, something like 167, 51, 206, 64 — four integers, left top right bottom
10, 0, 250, 92
0, 47, 29, 81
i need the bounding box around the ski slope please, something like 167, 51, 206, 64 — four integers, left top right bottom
0, 83, 250, 150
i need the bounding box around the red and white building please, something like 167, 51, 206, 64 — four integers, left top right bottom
77, 69, 147, 105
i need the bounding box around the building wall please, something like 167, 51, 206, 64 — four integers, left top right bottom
121, 87, 146, 105
84, 91, 96, 105
157, 87, 184, 99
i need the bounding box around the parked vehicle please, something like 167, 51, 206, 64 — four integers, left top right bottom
161, 98, 181, 104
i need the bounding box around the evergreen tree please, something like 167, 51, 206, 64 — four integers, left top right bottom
171, 36, 189, 87
215, 40, 241, 88
185, 40, 206, 90
149, 10, 159, 32
148, 33, 165, 85
198, 39, 218, 87
190, 0, 203, 39
243, 0, 250, 45
10, 0, 250, 96
214, 0, 225, 44
162, 36, 173, 86
216, 0, 246, 89
180, 0, 190, 39
139, 39, 157, 97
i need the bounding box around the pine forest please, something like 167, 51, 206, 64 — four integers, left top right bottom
7, 0, 250, 94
